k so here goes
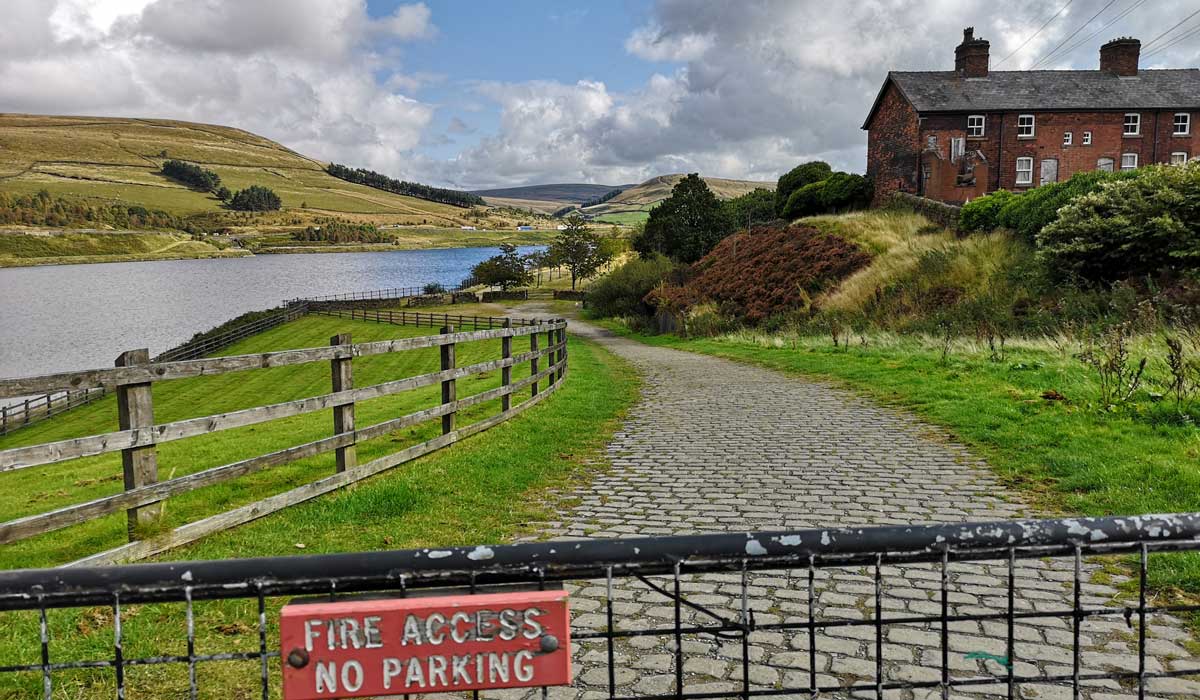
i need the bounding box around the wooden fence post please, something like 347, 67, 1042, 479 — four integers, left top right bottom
546, 326, 557, 385
558, 326, 568, 379
501, 319, 513, 412
441, 326, 456, 434
530, 325, 540, 397
330, 334, 356, 473
115, 348, 160, 538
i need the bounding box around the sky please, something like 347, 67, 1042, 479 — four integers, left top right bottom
3, 0, 1199, 189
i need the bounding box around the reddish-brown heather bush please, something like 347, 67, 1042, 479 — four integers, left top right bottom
645, 224, 872, 323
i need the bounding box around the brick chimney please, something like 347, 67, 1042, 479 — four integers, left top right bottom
1100, 37, 1140, 76
955, 27, 990, 78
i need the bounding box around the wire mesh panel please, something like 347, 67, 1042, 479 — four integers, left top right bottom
0, 514, 1198, 699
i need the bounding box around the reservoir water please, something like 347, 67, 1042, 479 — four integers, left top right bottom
0, 246, 543, 382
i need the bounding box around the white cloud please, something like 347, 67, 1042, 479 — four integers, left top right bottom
625, 24, 714, 62
0, 0, 434, 177
371, 2, 434, 40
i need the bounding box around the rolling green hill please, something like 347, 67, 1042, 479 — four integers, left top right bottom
580, 174, 773, 223
0, 113, 484, 227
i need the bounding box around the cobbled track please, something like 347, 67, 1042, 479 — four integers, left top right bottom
499, 314, 1200, 700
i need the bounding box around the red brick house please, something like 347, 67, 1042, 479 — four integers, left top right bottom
863, 28, 1200, 205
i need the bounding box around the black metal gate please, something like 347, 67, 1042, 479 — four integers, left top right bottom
0, 513, 1198, 699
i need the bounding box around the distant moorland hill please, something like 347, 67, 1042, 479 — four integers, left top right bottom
0, 114, 486, 228
580, 174, 774, 224
472, 183, 627, 203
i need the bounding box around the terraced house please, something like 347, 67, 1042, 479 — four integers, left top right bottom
863, 27, 1200, 204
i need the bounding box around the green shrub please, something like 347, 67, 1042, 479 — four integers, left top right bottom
996, 170, 1131, 241
782, 180, 826, 219
819, 172, 873, 211
775, 161, 832, 215
229, 185, 282, 212
960, 189, 1015, 232
1038, 162, 1200, 282
586, 254, 677, 318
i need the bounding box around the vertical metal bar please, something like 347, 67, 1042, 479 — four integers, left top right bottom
606, 565, 616, 700
185, 587, 197, 700
674, 561, 683, 700
258, 585, 269, 700
38, 596, 50, 700
1072, 546, 1081, 700
875, 554, 883, 699
741, 560, 750, 700
1137, 543, 1147, 700
113, 593, 125, 700
1007, 547, 1016, 700
940, 548, 949, 700
807, 556, 817, 699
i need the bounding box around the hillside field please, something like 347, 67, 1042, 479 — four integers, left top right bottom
0, 114, 531, 230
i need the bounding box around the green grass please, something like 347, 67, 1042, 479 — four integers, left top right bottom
0, 230, 246, 266
0, 314, 636, 699
592, 211, 650, 225
593, 321, 1200, 597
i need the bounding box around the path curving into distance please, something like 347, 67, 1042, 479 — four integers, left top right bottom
506, 310, 1200, 700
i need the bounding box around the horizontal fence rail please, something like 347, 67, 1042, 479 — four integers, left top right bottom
310, 307, 540, 331
0, 514, 1196, 699
0, 317, 569, 566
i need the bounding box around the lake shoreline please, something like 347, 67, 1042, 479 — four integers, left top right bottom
0, 233, 555, 268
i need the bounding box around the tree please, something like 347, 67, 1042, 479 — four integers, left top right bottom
723, 188, 776, 229
522, 250, 551, 286
632, 174, 734, 263
229, 185, 282, 212
471, 243, 530, 291
775, 161, 832, 215
551, 214, 613, 289
214, 186, 231, 202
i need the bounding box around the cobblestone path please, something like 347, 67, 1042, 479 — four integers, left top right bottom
513, 318, 1200, 700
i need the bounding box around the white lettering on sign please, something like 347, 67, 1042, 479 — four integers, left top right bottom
280, 590, 571, 699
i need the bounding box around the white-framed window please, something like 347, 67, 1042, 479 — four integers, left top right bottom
1063, 131, 1073, 146
967, 114, 985, 138
1174, 113, 1191, 136
950, 136, 965, 162
1097, 157, 1115, 172
1017, 114, 1035, 138
1171, 152, 1189, 165
1121, 153, 1138, 170
1083, 131, 1093, 145
1123, 113, 1141, 136
1015, 156, 1034, 184
926, 134, 937, 150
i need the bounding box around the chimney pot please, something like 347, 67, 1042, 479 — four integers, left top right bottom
1100, 37, 1140, 76
955, 26, 990, 78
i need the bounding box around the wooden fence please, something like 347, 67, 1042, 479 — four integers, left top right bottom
311, 307, 541, 330
153, 304, 309, 362
0, 317, 569, 565
0, 388, 107, 436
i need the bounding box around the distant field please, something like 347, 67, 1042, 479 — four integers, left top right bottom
592, 210, 651, 225
0, 229, 246, 267
0, 114, 490, 227
245, 227, 557, 254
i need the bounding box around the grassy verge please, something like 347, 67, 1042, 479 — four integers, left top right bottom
244, 227, 557, 254
0, 316, 636, 698
593, 320, 1200, 597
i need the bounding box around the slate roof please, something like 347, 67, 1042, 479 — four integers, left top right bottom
863, 69, 1200, 128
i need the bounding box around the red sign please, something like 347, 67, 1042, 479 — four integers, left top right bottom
280, 590, 571, 699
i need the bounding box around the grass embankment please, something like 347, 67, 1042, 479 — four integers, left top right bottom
0, 314, 636, 698
595, 320, 1200, 597
243, 227, 557, 254
0, 230, 247, 267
